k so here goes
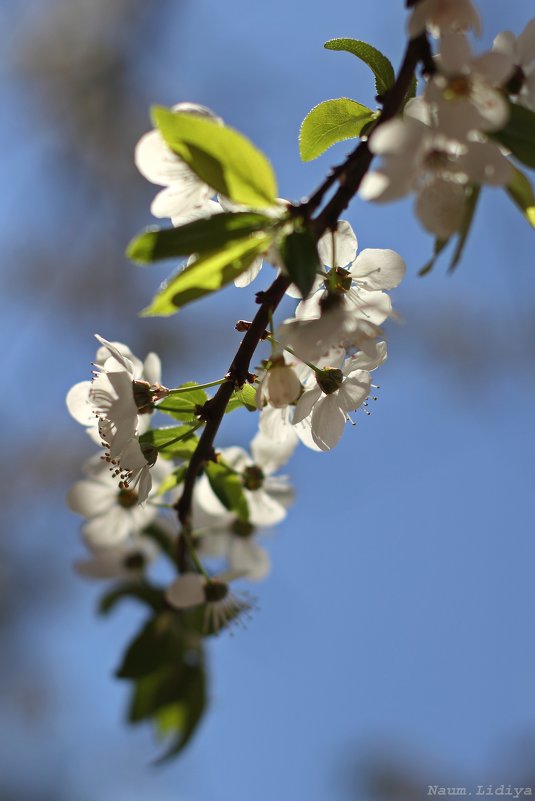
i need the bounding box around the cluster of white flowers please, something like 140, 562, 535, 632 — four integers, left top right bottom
67, 94, 409, 627
361, 11, 535, 239
255, 220, 404, 451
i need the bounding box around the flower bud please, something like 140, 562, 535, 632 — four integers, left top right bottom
267, 365, 302, 408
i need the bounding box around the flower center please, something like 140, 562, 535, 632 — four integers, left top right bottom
232, 519, 255, 538
117, 488, 139, 508
204, 580, 229, 603
324, 267, 353, 294
445, 75, 471, 99
123, 551, 146, 570
316, 367, 344, 395
242, 465, 264, 491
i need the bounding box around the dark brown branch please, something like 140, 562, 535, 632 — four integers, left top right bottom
173, 30, 431, 568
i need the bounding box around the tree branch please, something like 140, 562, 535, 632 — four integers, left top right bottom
173, 29, 431, 565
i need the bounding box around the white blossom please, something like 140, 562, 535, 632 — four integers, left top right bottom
494, 18, 535, 111
74, 537, 158, 581
427, 33, 513, 138
292, 352, 375, 451
67, 455, 172, 548
360, 97, 512, 238
195, 432, 295, 528
295, 220, 405, 328
166, 572, 254, 633
408, 0, 481, 40
66, 335, 162, 448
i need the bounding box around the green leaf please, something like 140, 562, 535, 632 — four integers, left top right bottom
98, 581, 166, 616
152, 106, 278, 208
127, 212, 275, 264
157, 382, 208, 421
448, 185, 480, 272
153, 664, 206, 764
141, 234, 272, 316
418, 237, 450, 277
205, 461, 249, 522
505, 166, 535, 228
324, 38, 395, 97
127, 655, 205, 743
279, 228, 321, 299
156, 465, 188, 496
140, 425, 199, 459
225, 384, 257, 414
299, 98, 377, 162
116, 615, 185, 680
491, 102, 535, 169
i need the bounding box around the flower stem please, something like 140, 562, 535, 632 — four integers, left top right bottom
265, 335, 320, 374
158, 422, 203, 451
167, 378, 228, 394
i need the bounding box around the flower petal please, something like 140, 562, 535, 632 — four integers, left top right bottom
310, 395, 346, 451
317, 220, 358, 268
229, 539, 270, 581
166, 574, 206, 609
292, 386, 322, 424
351, 248, 406, 290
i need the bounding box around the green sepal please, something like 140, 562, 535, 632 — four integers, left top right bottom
205, 461, 249, 522
127, 212, 276, 264
418, 237, 450, 276
141, 234, 272, 316
156, 383, 208, 421
152, 106, 278, 208
491, 103, 535, 169
324, 38, 395, 97
505, 166, 535, 228
139, 425, 199, 459
225, 384, 257, 414
448, 185, 480, 273
299, 98, 377, 162
279, 227, 321, 299
98, 581, 167, 616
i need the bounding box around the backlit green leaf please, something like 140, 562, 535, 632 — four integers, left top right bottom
225, 384, 257, 414
299, 98, 377, 162
140, 425, 200, 459
506, 166, 535, 228
324, 38, 395, 97
279, 228, 321, 298
156, 383, 208, 420
156, 465, 188, 496
491, 102, 535, 169
153, 106, 278, 208
205, 461, 249, 522
141, 234, 271, 316
127, 212, 275, 264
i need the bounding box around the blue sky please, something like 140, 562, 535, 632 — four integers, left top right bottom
1, 1, 535, 799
